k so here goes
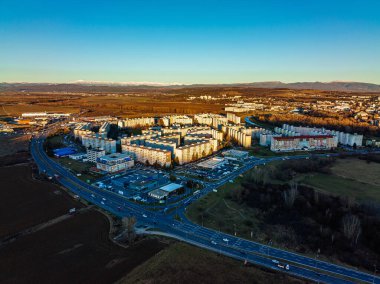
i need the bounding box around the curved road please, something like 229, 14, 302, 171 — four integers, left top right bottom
30, 135, 380, 284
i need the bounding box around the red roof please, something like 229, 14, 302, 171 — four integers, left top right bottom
273, 135, 333, 141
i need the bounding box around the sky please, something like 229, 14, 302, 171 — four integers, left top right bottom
0, 0, 380, 84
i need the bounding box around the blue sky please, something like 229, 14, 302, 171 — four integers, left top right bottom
1, 0, 379, 84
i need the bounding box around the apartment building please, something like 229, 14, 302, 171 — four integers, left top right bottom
87, 148, 106, 163
122, 144, 172, 167
120, 133, 159, 146
187, 128, 224, 141
98, 121, 111, 137
82, 134, 117, 153
96, 153, 134, 173
270, 135, 337, 152
73, 123, 92, 140
282, 124, 363, 147
118, 117, 155, 128
227, 112, 241, 124
225, 126, 252, 148
174, 139, 218, 165
145, 139, 177, 156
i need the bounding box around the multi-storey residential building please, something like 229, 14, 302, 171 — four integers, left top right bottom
270, 135, 337, 152
118, 117, 155, 128
282, 124, 363, 147
96, 153, 134, 173
82, 134, 117, 153
187, 128, 224, 141
227, 112, 241, 124
145, 139, 177, 156
122, 145, 172, 167
174, 139, 218, 165
87, 148, 106, 163
224, 126, 252, 148
158, 134, 181, 145
120, 133, 159, 146
98, 121, 111, 137
73, 123, 92, 140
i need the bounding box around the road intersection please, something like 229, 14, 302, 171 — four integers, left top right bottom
30, 133, 380, 284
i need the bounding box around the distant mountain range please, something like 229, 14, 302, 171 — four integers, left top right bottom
1, 81, 380, 92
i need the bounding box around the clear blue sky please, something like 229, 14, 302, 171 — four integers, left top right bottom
1, 0, 379, 84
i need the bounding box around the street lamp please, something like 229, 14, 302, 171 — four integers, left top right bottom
373, 264, 377, 284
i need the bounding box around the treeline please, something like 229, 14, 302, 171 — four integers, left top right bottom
229, 159, 380, 271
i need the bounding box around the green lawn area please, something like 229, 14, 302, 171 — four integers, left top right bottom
54, 157, 102, 182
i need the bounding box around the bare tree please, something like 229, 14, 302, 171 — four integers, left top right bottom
283, 181, 298, 209
122, 216, 137, 244
342, 214, 361, 245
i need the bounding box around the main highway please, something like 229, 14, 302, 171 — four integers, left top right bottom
30, 132, 380, 284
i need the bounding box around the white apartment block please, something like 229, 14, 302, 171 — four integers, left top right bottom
118, 117, 155, 128
120, 133, 159, 146
170, 115, 193, 125
96, 153, 134, 173
187, 127, 224, 141
225, 126, 252, 148
73, 123, 92, 140
227, 112, 241, 124
87, 148, 106, 163
145, 139, 177, 155
122, 144, 172, 167
82, 135, 117, 154
158, 134, 181, 145
270, 135, 337, 152
99, 121, 111, 136
282, 124, 363, 147
174, 139, 218, 165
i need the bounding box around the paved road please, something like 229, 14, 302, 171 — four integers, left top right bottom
30, 134, 380, 284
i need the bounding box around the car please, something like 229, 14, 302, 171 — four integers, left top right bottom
142, 214, 147, 218
222, 238, 229, 242
272, 259, 279, 264
101, 201, 105, 205
102, 197, 106, 201
211, 240, 217, 245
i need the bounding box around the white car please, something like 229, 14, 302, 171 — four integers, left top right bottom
211, 240, 217, 245
222, 238, 229, 242
101, 201, 105, 205
142, 214, 147, 218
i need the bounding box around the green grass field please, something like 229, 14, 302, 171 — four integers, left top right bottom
300, 158, 380, 203
54, 157, 102, 182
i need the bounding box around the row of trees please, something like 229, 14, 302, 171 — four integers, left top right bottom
227, 159, 380, 270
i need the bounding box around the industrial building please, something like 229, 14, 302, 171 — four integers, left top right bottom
222, 149, 249, 161
197, 157, 227, 169
148, 183, 183, 200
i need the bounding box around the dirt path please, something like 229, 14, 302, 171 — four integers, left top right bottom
0, 206, 93, 248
